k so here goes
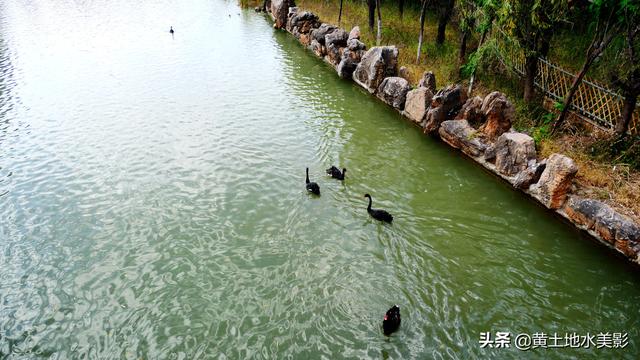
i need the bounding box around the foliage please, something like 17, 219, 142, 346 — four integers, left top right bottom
458, 1, 476, 36
591, 135, 640, 171
457, 0, 492, 64
460, 38, 501, 78
552, 3, 617, 129
585, 3, 636, 80
497, 0, 569, 55
529, 101, 563, 145
496, 0, 570, 101
476, 0, 501, 33
552, 100, 565, 112
607, 1, 640, 133
532, 112, 554, 146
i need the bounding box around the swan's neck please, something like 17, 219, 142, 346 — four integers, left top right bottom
367, 197, 372, 211
306, 169, 309, 184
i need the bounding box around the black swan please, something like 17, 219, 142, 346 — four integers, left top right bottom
364, 194, 393, 223
305, 168, 320, 195
383, 305, 401, 336
326, 166, 346, 180
169, 26, 174, 34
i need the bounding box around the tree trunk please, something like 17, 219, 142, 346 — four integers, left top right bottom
338, 0, 343, 25
436, 0, 453, 45
553, 25, 617, 132
367, 0, 376, 32
262, 0, 268, 12
523, 55, 538, 103
376, 0, 382, 45
459, 31, 468, 64
399, 0, 405, 20
467, 27, 489, 97
540, 28, 553, 58
436, 22, 447, 45
553, 57, 595, 132
616, 91, 637, 135
478, 23, 489, 45
416, 0, 428, 63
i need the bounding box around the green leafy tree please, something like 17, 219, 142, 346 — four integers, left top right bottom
610, 3, 640, 135
458, 0, 480, 64
553, 0, 638, 133
498, 0, 569, 102
475, 0, 500, 50
465, 0, 501, 95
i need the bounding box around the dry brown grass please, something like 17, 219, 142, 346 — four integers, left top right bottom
540, 135, 640, 222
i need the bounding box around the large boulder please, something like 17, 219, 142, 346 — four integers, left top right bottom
325, 43, 344, 66
479, 91, 515, 140
325, 28, 348, 47
456, 96, 484, 126
403, 87, 434, 124
439, 120, 488, 158
309, 39, 324, 57
352, 46, 399, 93
529, 153, 578, 209
348, 26, 361, 40
288, 6, 298, 20
564, 197, 601, 229
299, 33, 311, 46
270, 0, 296, 29
377, 77, 411, 110
418, 71, 437, 92
488, 132, 537, 177
324, 29, 349, 66
617, 224, 640, 260
347, 38, 366, 51
513, 160, 546, 190
287, 10, 320, 37
310, 23, 336, 45
336, 48, 365, 79
423, 84, 466, 134
564, 197, 640, 259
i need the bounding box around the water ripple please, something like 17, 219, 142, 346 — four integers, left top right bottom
0, 0, 640, 359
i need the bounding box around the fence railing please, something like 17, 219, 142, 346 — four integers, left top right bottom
494, 31, 639, 135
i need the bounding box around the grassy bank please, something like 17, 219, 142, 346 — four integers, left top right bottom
295, 0, 463, 87
243, 0, 640, 221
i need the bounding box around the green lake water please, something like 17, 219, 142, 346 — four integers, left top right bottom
0, 0, 639, 358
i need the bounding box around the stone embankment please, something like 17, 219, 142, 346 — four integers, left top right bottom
259, 1, 640, 266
